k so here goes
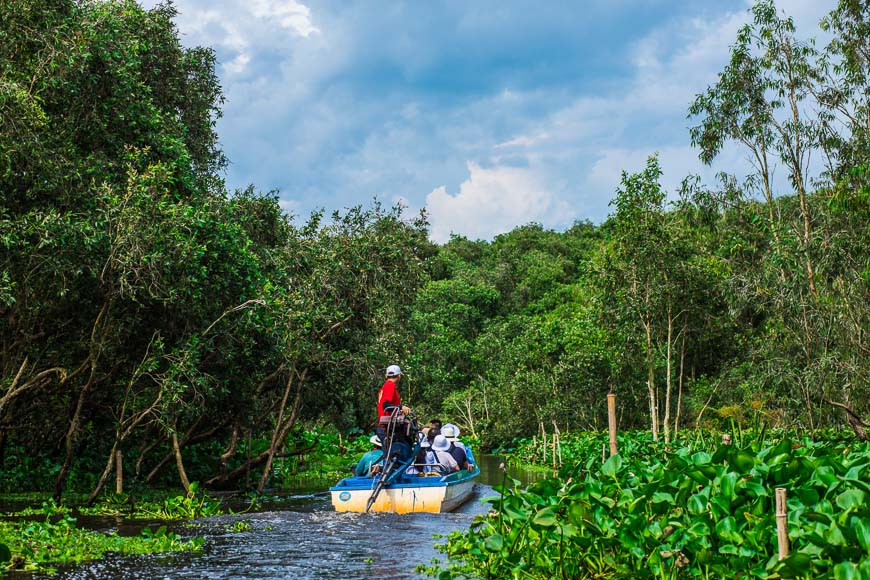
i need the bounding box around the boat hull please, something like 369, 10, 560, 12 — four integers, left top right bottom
330, 469, 479, 514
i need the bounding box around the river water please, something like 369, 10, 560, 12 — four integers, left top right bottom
26, 456, 548, 580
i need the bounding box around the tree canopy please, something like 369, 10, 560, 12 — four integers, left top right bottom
1, 0, 868, 497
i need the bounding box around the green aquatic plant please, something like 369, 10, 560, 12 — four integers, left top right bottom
228, 519, 251, 532
81, 483, 225, 520
134, 483, 224, 520
0, 515, 203, 575
6, 498, 71, 518
430, 436, 870, 579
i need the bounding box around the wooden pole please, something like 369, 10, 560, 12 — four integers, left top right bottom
541, 421, 547, 464
552, 431, 557, 469
607, 392, 618, 457
115, 450, 123, 494
553, 421, 562, 467
776, 487, 789, 560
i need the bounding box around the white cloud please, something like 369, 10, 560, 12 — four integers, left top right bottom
481, 0, 834, 224
587, 146, 726, 200
426, 162, 570, 243
249, 0, 319, 36
224, 53, 251, 75
139, 0, 836, 236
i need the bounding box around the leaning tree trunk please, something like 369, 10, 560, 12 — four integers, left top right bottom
826, 400, 869, 441
54, 300, 111, 502
258, 370, 306, 493
219, 422, 240, 481
54, 375, 95, 502
172, 432, 191, 493
144, 419, 222, 483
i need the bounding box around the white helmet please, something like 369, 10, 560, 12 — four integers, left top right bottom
385, 364, 402, 378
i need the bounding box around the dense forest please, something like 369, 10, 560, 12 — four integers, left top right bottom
1, 0, 868, 502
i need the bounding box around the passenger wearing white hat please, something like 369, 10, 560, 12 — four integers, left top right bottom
441, 424, 465, 449
430, 435, 459, 474
440, 424, 470, 470
354, 435, 383, 476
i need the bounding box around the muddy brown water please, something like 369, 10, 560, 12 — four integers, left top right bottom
15, 455, 548, 580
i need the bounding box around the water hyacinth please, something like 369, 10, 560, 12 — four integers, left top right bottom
428, 434, 870, 579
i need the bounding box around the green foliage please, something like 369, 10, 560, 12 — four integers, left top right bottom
2, 0, 869, 530
228, 519, 251, 533
271, 429, 373, 483
85, 484, 225, 520
0, 515, 202, 575
430, 433, 870, 579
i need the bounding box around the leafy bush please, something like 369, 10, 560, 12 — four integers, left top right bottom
427, 435, 870, 579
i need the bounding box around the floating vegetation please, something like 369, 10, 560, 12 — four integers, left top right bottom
424, 434, 870, 579
0, 516, 203, 575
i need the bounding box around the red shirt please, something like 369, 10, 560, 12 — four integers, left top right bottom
377, 379, 401, 417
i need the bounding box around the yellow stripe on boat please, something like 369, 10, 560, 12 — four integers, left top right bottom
330, 468, 479, 514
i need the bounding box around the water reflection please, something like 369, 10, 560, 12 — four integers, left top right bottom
19, 456, 546, 580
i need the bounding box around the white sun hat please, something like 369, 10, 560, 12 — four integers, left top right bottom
370, 435, 382, 447
442, 423, 460, 440
385, 364, 402, 377
431, 434, 451, 452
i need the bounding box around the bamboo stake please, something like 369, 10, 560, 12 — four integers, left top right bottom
552, 421, 562, 466
115, 450, 123, 494
552, 431, 557, 469
541, 422, 547, 465
607, 392, 618, 457
776, 487, 789, 560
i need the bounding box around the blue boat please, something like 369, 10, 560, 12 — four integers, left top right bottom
331, 448, 480, 514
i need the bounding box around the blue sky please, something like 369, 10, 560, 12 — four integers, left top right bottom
140, 0, 835, 242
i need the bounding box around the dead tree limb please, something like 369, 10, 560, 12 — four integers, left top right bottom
825, 399, 869, 441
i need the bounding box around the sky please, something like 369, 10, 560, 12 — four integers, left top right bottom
139, 0, 836, 242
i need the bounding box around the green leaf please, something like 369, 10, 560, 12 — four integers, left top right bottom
688, 493, 708, 515
730, 451, 756, 473
836, 489, 865, 512
601, 454, 623, 478
855, 518, 870, 553
715, 516, 743, 544
720, 472, 737, 501
532, 506, 557, 527
503, 503, 529, 522
652, 492, 674, 504
0, 543, 10, 564
833, 562, 858, 580
780, 552, 813, 576
484, 533, 504, 552
826, 523, 848, 547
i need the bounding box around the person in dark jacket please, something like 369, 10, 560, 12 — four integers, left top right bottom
441, 424, 469, 470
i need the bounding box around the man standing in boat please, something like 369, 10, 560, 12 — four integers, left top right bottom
377, 364, 411, 419
376, 364, 413, 462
